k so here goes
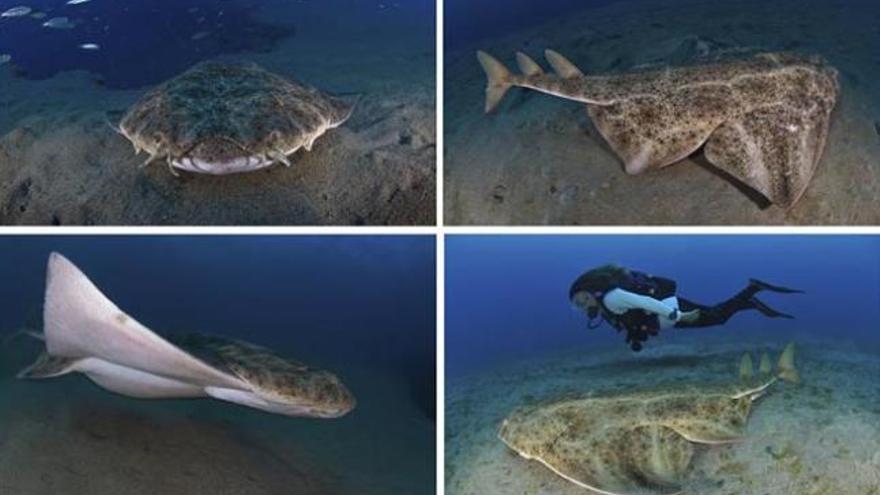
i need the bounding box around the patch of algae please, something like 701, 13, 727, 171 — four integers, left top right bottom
766, 443, 797, 461
766, 443, 806, 477
803, 478, 837, 495
716, 461, 748, 476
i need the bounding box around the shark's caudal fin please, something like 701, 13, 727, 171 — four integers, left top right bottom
477, 51, 514, 113
17, 351, 79, 379
9, 328, 70, 380
544, 49, 584, 79
759, 352, 772, 375
733, 343, 799, 400
777, 342, 800, 383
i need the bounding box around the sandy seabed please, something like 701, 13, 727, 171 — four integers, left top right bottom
445, 0, 880, 225
0, 4, 435, 226
446, 336, 880, 495
0, 336, 435, 495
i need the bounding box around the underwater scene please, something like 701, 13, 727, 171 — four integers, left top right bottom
0, 236, 436, 494
446, 235, 880, 495
0, 0, 435, 225
444, 0, 880, 225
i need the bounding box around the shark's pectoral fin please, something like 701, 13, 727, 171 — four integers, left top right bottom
17, 351, 79, 379
625, 425, 694, 488
510, 423, 689, 495
42, 252, 246, 390
77, 358, 208, 399
205, 386, 268, 409
588, 103, 714, 174
665, 405, 750, 445
703, 104, 832, 208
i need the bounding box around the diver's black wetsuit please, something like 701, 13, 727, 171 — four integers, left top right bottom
573, 271, 801, 351
676, 281, 787, 328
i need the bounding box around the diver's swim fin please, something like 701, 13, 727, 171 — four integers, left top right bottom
750, 297, 794, 319
749, 278, 804, 294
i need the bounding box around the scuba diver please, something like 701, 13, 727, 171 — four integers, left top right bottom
569, 264, 803, 351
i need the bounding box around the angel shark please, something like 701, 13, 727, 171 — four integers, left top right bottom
477, 49, 839, 208
498, 344, 800, 495
16, 253, 356, 418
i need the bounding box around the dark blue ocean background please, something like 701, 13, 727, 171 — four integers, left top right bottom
0, 0, 434, 89
0, 235, 435, 494
445, 0, 879, 50
447, 235, 880, 378
446, 0, 618, 49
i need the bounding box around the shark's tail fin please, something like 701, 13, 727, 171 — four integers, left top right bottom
734, 343, 799, 400
477, 51, 514, 113
759, 352, 772, 375
776, 342, 800, 384
17, 351, 78, 380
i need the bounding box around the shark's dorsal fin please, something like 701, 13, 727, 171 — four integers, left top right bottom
516, 52, 544, 76
777, 342, 799, 383
545, 49, 584, 78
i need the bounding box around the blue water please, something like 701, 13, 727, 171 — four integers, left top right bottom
0, 0, 434, 88
446, 235, 880, 377
445, 0, 619, 49
0, 235, 436, 411
0, 235, 435, 493
445, 0, 879, 50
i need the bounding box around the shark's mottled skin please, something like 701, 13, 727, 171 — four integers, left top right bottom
172, 333, 355, 417
478, 50, 839, 208
18, 253, 356, 419
119, 62, 357, 176
498, 346, 798, 495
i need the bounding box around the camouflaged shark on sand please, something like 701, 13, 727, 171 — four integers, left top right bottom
478, 49, 839, 208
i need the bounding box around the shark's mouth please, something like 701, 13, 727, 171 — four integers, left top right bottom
168, 141, 309, 175
171, 156, 276, 175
